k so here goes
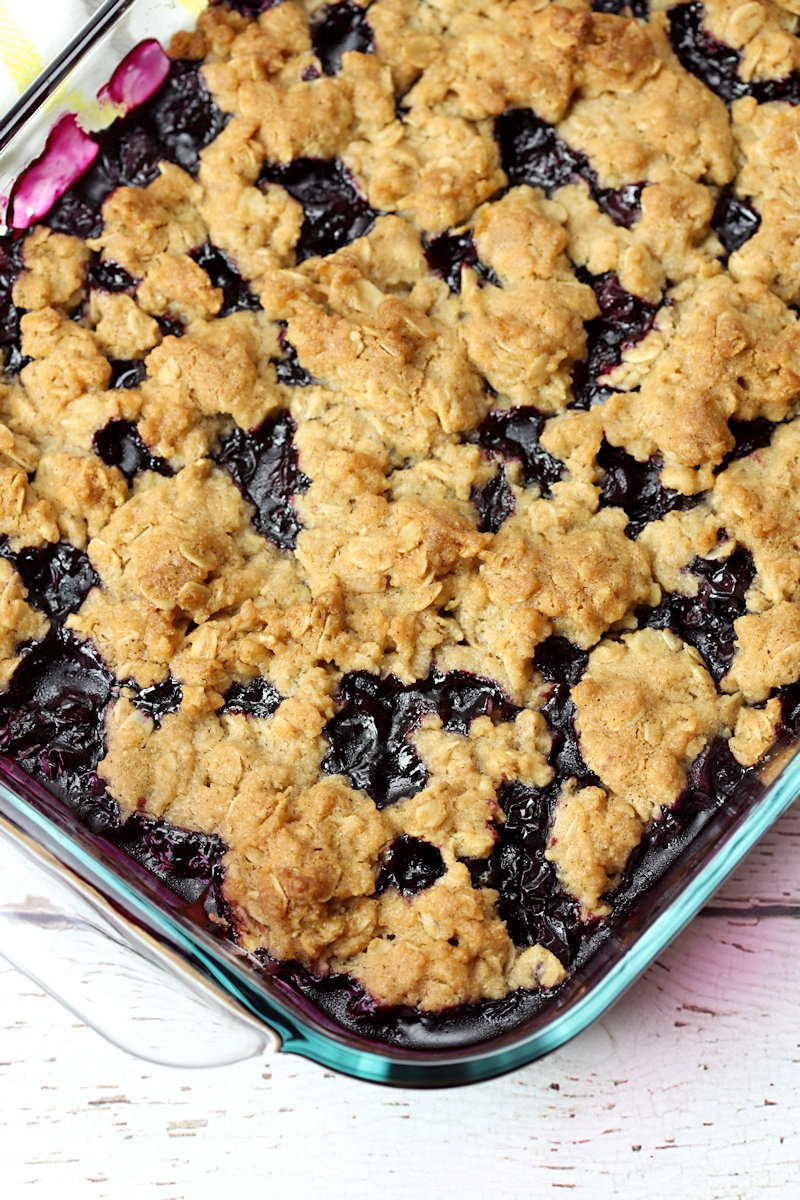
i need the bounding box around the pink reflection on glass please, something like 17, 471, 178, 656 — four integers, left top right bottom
10, 114, 98, 229
97, 39, 170, 111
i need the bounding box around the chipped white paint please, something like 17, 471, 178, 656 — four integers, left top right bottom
1, 809, 799, 1199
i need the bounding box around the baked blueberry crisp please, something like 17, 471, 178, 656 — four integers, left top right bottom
3, 0, 800, 1045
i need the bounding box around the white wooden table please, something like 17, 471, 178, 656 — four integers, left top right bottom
1, 808, 798, 1199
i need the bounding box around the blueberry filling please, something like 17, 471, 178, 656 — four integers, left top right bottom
128, 675, 182, 726
42, 60, 229, 240
0, 629, 119, 832
375, 835, 446, 897
189, 242, 262, 317
258, 158, 377, 261
93, 419, 173, 480
214, 410, 310, 549
311, 1, 375, 76
598, 440, 700, 537
1, 540, 100, 623
0, 233, 27, 377
87, 257, 138, 293
108, 813, 228, 918
592, 0, 649, 17
108, 360, 149, 390
715, 416, 776, 473
322, 668, 520, 808
711, 193, 761, 257
485, 780, 585, 964
220, 676, 281, 719
668, 3, 800, 106
475, 407, 565, 496
533, 636, 589, 688
275, 322, 315, 387
637, 546, 756, 683
423, 230, 500, 295
571, 270, 659, 409
220, 0, 279, 13
471, 464, 516, 533
495, 109, 645, 228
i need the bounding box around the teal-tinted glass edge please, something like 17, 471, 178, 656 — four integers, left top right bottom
1, 750, 797, 1088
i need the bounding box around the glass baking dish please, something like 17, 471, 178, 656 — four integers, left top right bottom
1, 0, 799, 1089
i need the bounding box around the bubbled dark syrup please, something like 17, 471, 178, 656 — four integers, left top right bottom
475, 407, 565, 495
322, 668, 520, 808
108, 813, 228, 919
189, 242, 262, 317
495, 108, 645, 229
258, 158, 377, 262
311, 0, 375, 76
597, 440, 700, 538
668, 3, 800, 105
220, 676, 281, 719
423, 230, 500, 295
108, 360, 148, 390
0, 630, 119, 832
471, 464, 516, 534
375, 835, 446, 897
637, 546, 756, 684
711, 193, 761, 257
128, 676, 183, 726
42, 60, 229, 240
214, 410, 310, 550
1, 541, 100, 623
0, 233, 28, 377
275, 322, 315, 387
571, 270, 659, 409
93, 419, 173, 480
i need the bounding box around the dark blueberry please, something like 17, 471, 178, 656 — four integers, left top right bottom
259, 158, 377, 261
220, 676, 281, 719
571, 270, 659, 410
189, 242, 262, 317
475, 407, 565, 496
592, 0, 649, 17
1, 541, 100, 623
42, 60, 228, 239
777, 681, 800, 736
637, 546, 756, 683
712, 193, 761, 256
0, 629, 119, 832
423, 230, 500, 295
471, 464, 516, 533
322, 668, 520, 808
275, 322, 315, 386
108, 360, 148, 390
93, 419, 173, 481
611, 736, 756, 909
715, 416, 776, 473
109, 813, 227, 914
0, 234, 25, 377
375, 835, 446, 897
311, 1, 375, 76
595, 182, 646, 230
487, 781, 584, 963
128, 676, 182, 726
220, 0, 279, 13
495, 108, 644, 227
156, 313, 185, 339
669, 3, 800, 106
597, 440, 700, 537
533, 637, 589, 688
87, 257, 138, 293
214, 410, 310, 549
302, 64, 321, 82
540, 680, 600, 791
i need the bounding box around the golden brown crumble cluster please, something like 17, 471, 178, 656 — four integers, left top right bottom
3, 0, 800, 1012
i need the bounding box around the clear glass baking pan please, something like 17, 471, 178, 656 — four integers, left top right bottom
0, 0, 798, 1089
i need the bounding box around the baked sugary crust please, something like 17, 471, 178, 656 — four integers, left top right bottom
3, 0, 800, 1014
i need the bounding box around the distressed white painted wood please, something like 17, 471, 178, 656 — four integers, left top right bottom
1, 809, 798, 1200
